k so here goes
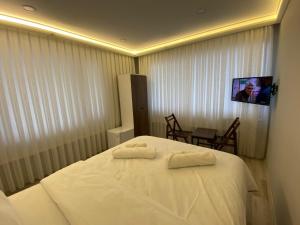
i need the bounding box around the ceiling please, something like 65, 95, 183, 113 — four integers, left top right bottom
0, 0, 286, 56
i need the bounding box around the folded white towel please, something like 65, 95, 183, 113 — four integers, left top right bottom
125, 142, 147, 148
168, 151, 216, 169
112, 147, 156, 159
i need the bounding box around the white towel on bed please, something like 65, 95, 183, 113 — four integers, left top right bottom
125, 142, 147, 148
168, 150, 216, 169
113, 147, 156, 159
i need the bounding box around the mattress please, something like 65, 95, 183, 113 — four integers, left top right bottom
9, 136, 256, 225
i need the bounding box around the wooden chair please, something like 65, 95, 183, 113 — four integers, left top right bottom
164, 114, 192, 143
210, 117, 240, 155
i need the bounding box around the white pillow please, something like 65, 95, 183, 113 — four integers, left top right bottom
0, 191, 23, 225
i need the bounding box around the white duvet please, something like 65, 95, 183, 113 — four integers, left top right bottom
40, 136, 257, 225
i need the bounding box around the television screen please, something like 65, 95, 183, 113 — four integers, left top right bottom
231, 76, 273, 105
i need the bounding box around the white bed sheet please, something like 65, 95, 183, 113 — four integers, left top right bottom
9, 184, 69, 225
39, 136, 256, 225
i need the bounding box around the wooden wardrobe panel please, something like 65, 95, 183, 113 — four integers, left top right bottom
130, 75, 149, 136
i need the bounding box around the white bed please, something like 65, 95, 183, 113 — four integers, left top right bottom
9, 136, 256, 225
9, 184, 69, 225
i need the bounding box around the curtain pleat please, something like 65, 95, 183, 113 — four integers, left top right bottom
0, 27, 134, 193
139, 26, 273, 159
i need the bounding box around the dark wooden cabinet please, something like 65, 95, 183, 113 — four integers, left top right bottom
131, 75, 149, 136
117, 74, 149, 137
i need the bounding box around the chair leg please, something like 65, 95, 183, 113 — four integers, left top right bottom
233, 133, 238, 155
184, 137, 188, 143
216, 144, 222, 150
233, 143, 238, 155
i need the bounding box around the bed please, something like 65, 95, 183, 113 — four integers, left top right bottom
9, 136, 256, 225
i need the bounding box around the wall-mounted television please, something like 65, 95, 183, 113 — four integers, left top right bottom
231, 76, 273, 106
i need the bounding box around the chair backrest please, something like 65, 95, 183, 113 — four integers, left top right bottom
223, 117, 240, 139
164, 113, 183, 135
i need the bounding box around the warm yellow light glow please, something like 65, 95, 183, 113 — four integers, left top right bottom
134, 14, 277, 55
0, 14, 134, 56
0, 0, 286, 56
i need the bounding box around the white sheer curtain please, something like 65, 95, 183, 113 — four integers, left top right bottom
139, 26, 274, 159
0, 27, 134, 193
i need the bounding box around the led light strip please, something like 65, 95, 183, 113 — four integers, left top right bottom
135, 0, 286, 55
0, 14, 134, 56
134, 14, 278, 55
0, 0, 286, 56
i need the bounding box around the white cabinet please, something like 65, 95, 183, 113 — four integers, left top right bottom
106, 74, 149, 148
107, 127, 134, 148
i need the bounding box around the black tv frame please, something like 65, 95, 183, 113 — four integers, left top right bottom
231, 76, 273, 106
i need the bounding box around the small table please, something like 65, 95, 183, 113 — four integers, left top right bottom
191, 128, 217, 148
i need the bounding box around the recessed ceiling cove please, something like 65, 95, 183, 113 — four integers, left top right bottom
0, 0, 286, 55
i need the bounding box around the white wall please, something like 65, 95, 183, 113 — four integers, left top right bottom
266, 0, 300, 225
